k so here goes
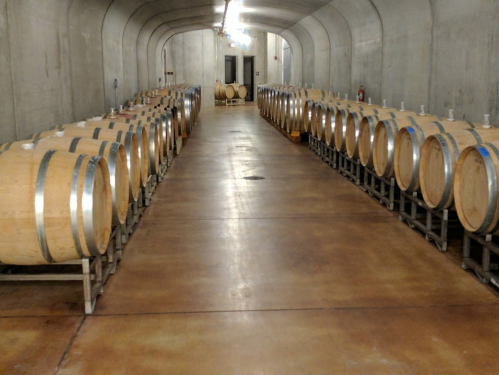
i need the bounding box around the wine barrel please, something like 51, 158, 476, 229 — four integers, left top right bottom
216, 84, 235, 100
231, 84, 248, 99
54, 121, 148, 189
358, 111, 418, 167
325, 103, 370, 146
28, 127, 141, 199
315, 103, 328, 141
420, 128, 499, 209
394, 120, 480, 192
34, 137, 129, 226
345, 108, 404, 159
372, 115, 444, 178
454, 141, 499, 235
108, 111, 165, 166
0, 149, 112, 265
90, 117, 160, 176
334, 105, 382, 152
162, 97, 185, 136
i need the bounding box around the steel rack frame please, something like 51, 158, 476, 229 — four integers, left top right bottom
364, 167, 398, 211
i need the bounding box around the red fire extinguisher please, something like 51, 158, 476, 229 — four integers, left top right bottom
358, 86, 365, 102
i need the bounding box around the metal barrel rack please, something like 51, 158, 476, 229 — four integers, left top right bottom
399, 190, 462, 252
320, 142, 337, 169
364, 167, 398, 211
462, 231, 499, 287
338, 152, 364, 186
308, 135, 322, 156
0, 110, 189, 314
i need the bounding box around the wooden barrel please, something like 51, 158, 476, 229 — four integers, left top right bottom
162, 97, 186, 136
324, 102, 367, 147
345, 108, 408, 159
231, 84, 248, 99
334, 105, 382, 152
358, 111, 418, 167
28, 127, 142, 198
394, 120, 480, 192
163, 110, 175, 158
215, 84, 235, 100
54, 121, 148, 189
372, 115, 443, 178
315, 103, 327, 141
0, 149, 112, 265
108, 110, 165, 166
34, 137, 129, 226
454, 140, 499, 235
90, 117, 160, 177
420, 128, 499, 209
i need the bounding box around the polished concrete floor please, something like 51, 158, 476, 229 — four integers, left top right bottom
2, 104, 499, 374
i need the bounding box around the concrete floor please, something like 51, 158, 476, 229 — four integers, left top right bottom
2, 104, 499, 374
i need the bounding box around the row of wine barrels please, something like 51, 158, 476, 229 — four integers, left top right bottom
0, 84, 201, 265
102, 112, 163, 174
1, 137, 129, 227
0, 149, 112, 265
345, 109, 418, 159
27, 126, 142, 201
420, 128, 499, 210
370, 116, 444, 178
394, 120, 480, 192
51, 121, 147, 187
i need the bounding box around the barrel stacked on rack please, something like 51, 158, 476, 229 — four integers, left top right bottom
258, 82, 499, 243
215, 83, 248, 101
0, 84, 202, 266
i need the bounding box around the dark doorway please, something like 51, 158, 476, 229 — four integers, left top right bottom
243, 56, 254, 102
225, 55, 237, 84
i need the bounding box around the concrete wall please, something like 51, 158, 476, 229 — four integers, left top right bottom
164, 30, 216, 109
1, 0, 74, 142
1, 0, 499, 143
267, 33, 283, 84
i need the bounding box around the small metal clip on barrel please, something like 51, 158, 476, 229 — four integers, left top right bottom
447, 109, 454, 121
368, 98, 373, 106
483, 114, 491, 129
110, 108, 116, 118
382, 99, 387, 108
356, 95, 360, 104
337, 92, 341, 100
344, 94, 348, 101
419, 105, 426, 116
119, 105, 123, 114
400, 102, 405, 112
